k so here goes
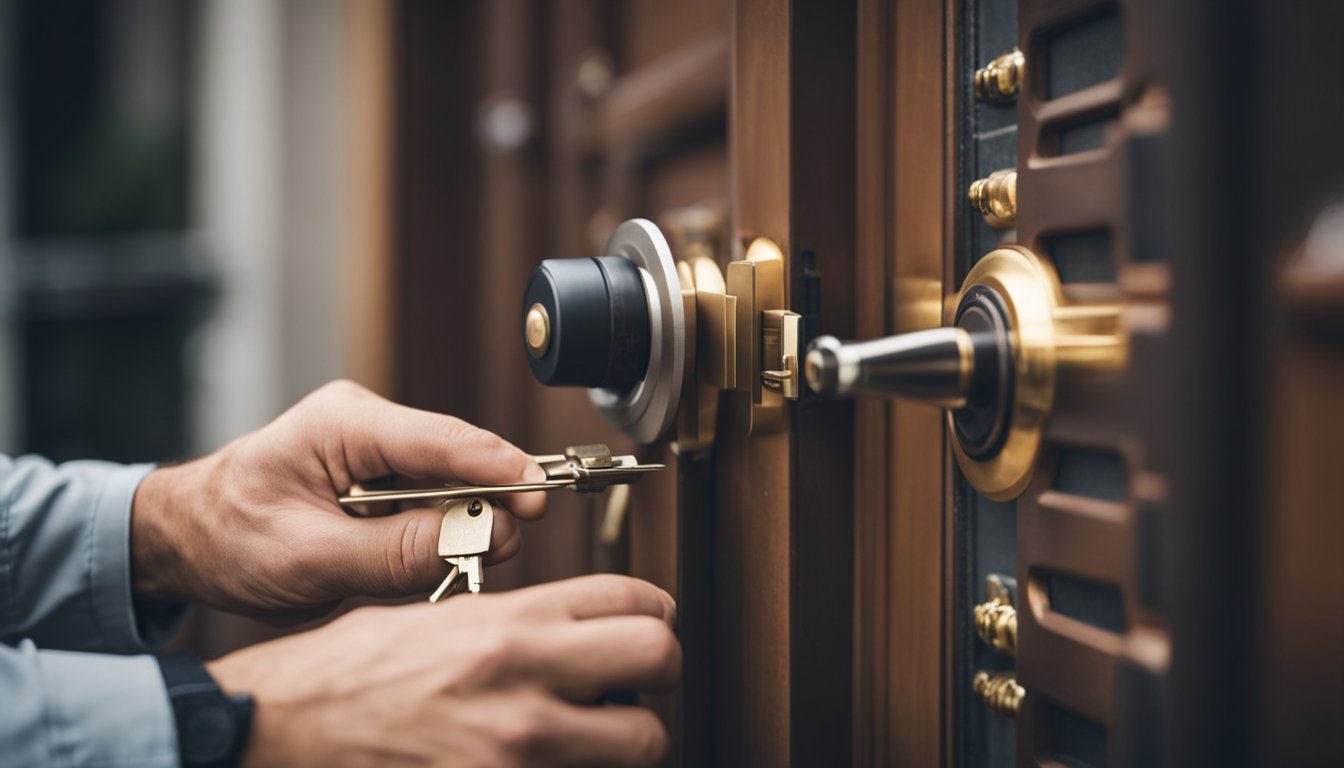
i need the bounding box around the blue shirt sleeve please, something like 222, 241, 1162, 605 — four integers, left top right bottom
0, 455, 187, 652
0, 456, 185, 766
1, 639, 179, 767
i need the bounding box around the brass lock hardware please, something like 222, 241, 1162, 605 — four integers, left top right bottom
668, 213, 803, 445
520, 216, 800, 446
973, 670, 1025, 718
973, 574, 1018, 657
525, 303, 551, 357
974, 47, 1025, 103
806, 246, 1125, 500
968, 168, 1017, 228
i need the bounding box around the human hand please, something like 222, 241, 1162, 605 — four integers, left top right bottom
208, 574, 679, 768
130, 380, 547, 619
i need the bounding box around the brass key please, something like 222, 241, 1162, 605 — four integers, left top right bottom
429, 498, 494, 602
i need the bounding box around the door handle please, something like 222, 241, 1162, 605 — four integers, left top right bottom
805, 246, 1125, 500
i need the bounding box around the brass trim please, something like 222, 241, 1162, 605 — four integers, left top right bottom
974, 47, 1025, 103
946, 246, 1126, 500
948, 246, 1060, 500
525, 302, 551, 357
973, 671, 1025, 717
973, 595, 1018, 658
968, 168, 1017, 228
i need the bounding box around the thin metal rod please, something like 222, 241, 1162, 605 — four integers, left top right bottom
339, 479, 575, 506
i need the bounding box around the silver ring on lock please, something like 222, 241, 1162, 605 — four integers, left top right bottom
588, 219, 686, 444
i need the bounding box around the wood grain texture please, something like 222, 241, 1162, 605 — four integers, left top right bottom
851, 3, 893, 765
717, 1, 791, 764
344, 0, 395, 397
890, 0, 951, 765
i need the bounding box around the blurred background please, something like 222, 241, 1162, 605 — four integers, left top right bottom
0, 0, 729, 654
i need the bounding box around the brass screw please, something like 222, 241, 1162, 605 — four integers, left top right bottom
525, 303, 551, 358
973, 595, 1018, 657
973, 671, 1025, 718
968, 168, 1018, 228
974, 47, 1025, 103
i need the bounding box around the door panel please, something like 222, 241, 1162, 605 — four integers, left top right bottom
387, 2, 1344, 765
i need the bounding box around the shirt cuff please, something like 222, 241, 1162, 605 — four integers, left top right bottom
92, 463, 190, 652
29, 641, 180, 768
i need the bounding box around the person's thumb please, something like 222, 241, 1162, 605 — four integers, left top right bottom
313, 505, 521, 599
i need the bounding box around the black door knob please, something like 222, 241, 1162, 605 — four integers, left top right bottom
522, 255, 651, 390
518, 219, 687, 444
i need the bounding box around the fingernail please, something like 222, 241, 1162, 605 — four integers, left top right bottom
524, 461, 547, 483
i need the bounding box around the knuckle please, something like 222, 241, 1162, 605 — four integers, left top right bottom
492, 697, 548, 760
383, 516, 437, 595
321, 378, 367, 399
467, 630, 526, 684
629, 712, 670, 766
594, 575, 644, 615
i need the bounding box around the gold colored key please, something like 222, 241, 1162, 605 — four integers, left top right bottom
339, 444, 662, 602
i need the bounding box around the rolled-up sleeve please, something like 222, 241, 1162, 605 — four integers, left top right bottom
0, 455, 185, 652
1, 638, 178, 767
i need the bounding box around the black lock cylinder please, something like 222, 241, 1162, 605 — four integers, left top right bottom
522, 256, 652, 389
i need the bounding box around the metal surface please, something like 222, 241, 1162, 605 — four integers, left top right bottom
525, 302, 550, 357
974, 587, 1018, 658
338, 444, 663, 507
805, 328, 975, 408
588, 218, 687, 444
974, 47, 1024, 103
806, 244, 1123, 501
430, 497, 494, 602
968, 167, 1017, 228
973, 671, 1025, 718
760, 308, 801, 399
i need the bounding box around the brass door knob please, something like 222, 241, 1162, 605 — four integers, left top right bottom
805, 246, 1123, 500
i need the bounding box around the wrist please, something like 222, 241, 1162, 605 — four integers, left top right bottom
208, 655, 300, 768
131, 460, 206, 603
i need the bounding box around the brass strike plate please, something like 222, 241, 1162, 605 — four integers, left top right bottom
665, 214, 801, 451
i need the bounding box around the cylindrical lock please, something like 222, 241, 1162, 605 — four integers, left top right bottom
519, 219, 687, 444
522, 256, 652, 389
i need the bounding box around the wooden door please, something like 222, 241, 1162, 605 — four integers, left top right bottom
390, 1, 1344, 766
849, 1, 1344, 767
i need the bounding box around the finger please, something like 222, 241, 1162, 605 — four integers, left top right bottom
531, 703, 669, 768
490, 492, 548, 522
306, 505, 519, 599
486, 507, 522, 564
315, 383, 548, 518
524, 616, 681, 701
514, 574, 676, 627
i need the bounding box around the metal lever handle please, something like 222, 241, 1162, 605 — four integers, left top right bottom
805, 328, 976, 409
800, 246, 1124, 501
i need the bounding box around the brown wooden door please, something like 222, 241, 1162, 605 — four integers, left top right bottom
389, 2, 1344, 766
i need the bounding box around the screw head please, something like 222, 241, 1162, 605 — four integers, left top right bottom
468, 500, 484, 517
525, 303, 550, 358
